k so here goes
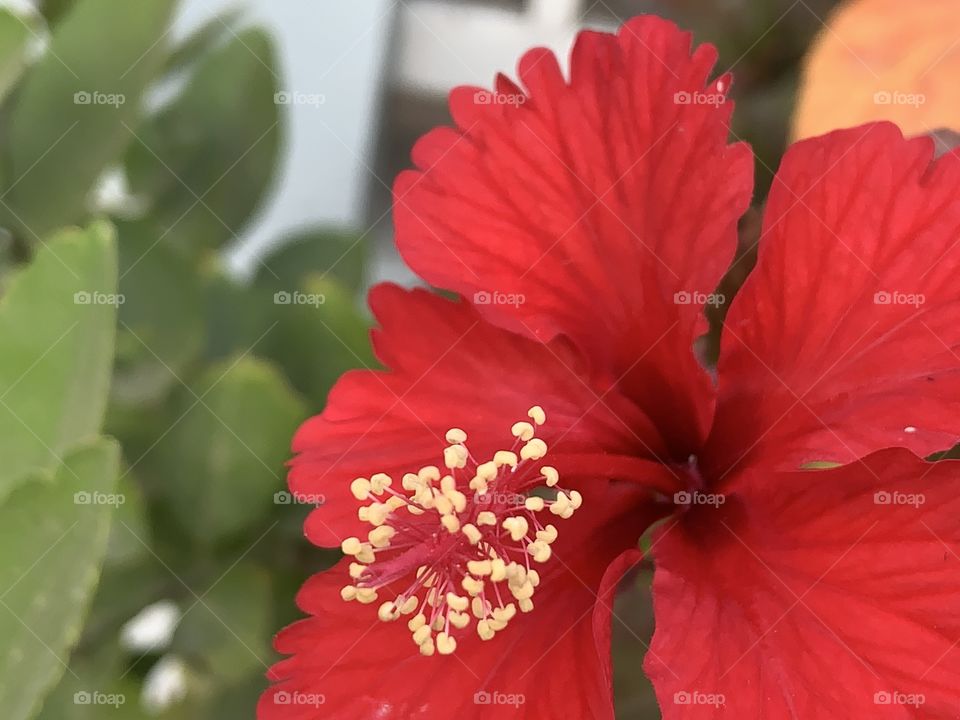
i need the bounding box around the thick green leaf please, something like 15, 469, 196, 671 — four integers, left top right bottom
172, 564, 272, 681
261, 275, 375, 406
111, 221, 204, 407
0, 439, 121, 720
153, 356, 305, 545
5, 0, 176, 238
125, 29, 281, 252
0, 221, 118, 495
0, 9, 35, 105
256, 227, 366, 295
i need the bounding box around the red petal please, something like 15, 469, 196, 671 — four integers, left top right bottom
646, 450, 960, 718
259, 483, 650, 720
394, 16, 753, 451
709, 123, 960, 476
290, 283, 675, 547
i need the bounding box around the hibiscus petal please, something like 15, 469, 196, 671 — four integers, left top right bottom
709, 122, 960, 476
259, 483, 650, 720
394, 16, 753, 451
290, 283, 675, 547
646, 449, 960, 718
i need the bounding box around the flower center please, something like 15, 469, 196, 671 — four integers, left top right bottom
338, 406, 583, 656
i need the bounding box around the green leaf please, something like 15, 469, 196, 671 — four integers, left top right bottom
152, 356, 305, 546
125, 29, 281, 252
160, 9, 242, 78
261, 275, 375, 407
0, 9, 35, 105
0, 439, 121, 720
257, 227, 366, 295
111, 221, 204, 407
5, 0, 176, 238
0, 221, 118, 495
172, 564, 272, 681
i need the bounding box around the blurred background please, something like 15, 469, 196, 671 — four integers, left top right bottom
0, 0, 954, 718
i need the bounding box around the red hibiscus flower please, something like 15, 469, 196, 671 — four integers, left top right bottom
259, 14, 960, 720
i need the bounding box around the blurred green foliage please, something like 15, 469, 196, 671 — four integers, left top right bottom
0, 1, 366, 718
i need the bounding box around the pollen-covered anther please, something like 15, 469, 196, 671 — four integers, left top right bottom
340, 406, 581, 655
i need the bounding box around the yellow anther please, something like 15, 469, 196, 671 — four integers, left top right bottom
494, 450, 518, 468
502, 516, 529, 542
432, 615, 446, 631
436, 632, 457, 655
412, 625, 432, 646
471, 596, 489, 619
366, 502, 390, 527
448, 490, 467, 513
446, 593, 469, 612
462, 524, 482, 545
356, 545, 375, 564
440, 475, 456, 494
444, 444, 468, 469
358, 506, 370, 522
449, 611, 470, 629
524, 497, 545, 512
520, 438, 548, 461
541, 466, 559, 487
368, 525, 395, 548
445, 427, 467, 444
386, 496, 406, 510
350, 477, 371, 500
511, 421, 535, 441
433, 492, 454, 516
528, 569, 541, 587
569, 490, 583, 509
490, 558, 507, 582
378, 601, 399, 622
341, 537, 362, 556
462, 575, 484, 596
441, 515, 461, 533
476, 461, 498, 481
550, 492, 572, 516
469, 476, 489, 493
528, 540, 552, 563
467, 559, 492, 576
370, 473, 392, 494
418, 466, 441, 483
400, 596, 419, 614
408, 613, 426, 632
511, 581, 535, 601
349, 563, 366, 579
519, 598, 534, 613
477, 620, 495, 640
488, 618, 508, 631
477, 511, 497, 526
492, 603, 516, 622
528, 406, 546, 425
536, 524, 558, 544
356, 588, 379, 604
507, 562, 526, 586
419, 637, 436, 656
402, 473, 421, 491
340, 585, 358, 601
407, 504, 425, 516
